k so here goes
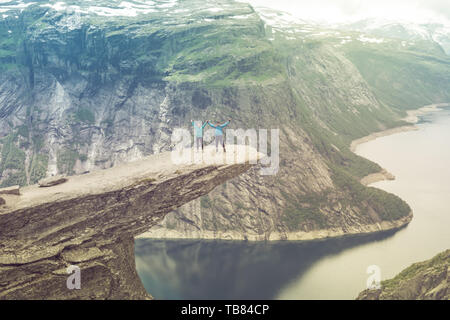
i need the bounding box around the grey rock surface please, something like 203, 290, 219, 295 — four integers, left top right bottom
0, 147, 260, 299
0, 186, 20, 196
38, 175, 68, 187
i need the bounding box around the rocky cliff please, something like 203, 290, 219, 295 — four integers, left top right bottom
0, 146, 260, 299
357, 249, 450, 300
1, 0, 449, 241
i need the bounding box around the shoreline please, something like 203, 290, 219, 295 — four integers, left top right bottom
402, 103, 449, 124
137, 212, 413, 241
350, 125, 418, 153
351, 103, 449, 153
360, 169, 395, 186
351, 103, 449, 185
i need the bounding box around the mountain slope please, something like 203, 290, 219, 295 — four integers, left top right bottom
339, 18, 450, 55
1, 0, 449, 240
357, 249, 450, 300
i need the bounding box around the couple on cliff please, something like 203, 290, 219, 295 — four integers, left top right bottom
191, 119, 231, 152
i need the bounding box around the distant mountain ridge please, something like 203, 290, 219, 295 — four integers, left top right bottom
335, 18, 450, 54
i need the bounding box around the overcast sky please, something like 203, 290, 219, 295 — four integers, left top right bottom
244, 0, 450, 25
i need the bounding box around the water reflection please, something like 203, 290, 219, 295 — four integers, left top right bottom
135, 229, 401, 300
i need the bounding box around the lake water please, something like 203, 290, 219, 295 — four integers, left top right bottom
135, 109, 450, 300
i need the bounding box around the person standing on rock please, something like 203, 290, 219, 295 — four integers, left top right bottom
191, 120, 208, 151
208, 119, 231, 152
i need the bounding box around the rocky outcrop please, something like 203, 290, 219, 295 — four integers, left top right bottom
0, 146, 260, 299
357, 249, 450, 300
38, 175, 68, 187
360, 169, 395, 186
0, 186, 20, 196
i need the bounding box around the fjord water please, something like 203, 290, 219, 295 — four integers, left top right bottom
135, 109, 450, 299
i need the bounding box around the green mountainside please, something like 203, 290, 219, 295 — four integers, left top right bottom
358, 249, 450, 299
1, 0, 449, 239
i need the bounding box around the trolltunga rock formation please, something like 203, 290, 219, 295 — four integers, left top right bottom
0, 146, 261, 299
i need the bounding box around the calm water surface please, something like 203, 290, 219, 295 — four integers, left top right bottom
135, 109, 450, 299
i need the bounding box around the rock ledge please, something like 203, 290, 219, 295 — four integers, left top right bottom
0, 146, 261, 299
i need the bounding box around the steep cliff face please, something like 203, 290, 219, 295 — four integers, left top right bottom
357, 250, 450, 300
1, 1, 449, 240
0, 146, 260, 299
